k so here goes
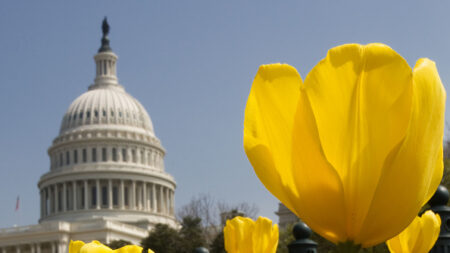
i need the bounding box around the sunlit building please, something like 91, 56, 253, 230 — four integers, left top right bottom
0, 19, 176, 253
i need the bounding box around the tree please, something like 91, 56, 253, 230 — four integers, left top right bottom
177, 194, 260, 245
209, 231, 225, 253
442, 139, 450, 191
177, 194, 217, 230
141, 224, 180, 253
107, 240, 132, 249
276, 224, 294, 253
178, 216, 207, 253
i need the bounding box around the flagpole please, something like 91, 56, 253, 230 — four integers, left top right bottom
15, 195, 20, 227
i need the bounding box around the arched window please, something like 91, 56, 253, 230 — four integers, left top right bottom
124, 187, 129, 206
66, 151, 70, 165
102, 186, 108, 206
102, 148, 107, 162
92, 148, 97, 162
91, 186, 97, 207
132, 149, 137, 163
112, 148, 117, 162
113, 186, 118, 206
82, 149, 87, 163
122, 148, 127, 162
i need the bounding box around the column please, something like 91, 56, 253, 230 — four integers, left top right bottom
168, 190, 172, 215
136, 149, 141, 164
51, 242, 55, 253
84, 180, 88, 210
36, 243, 41, 253
73, 181, 77, 211
108, 179, 113, 209
40, 190, 44, 218
2, 247, 7, 253
152, 183, 156, 212
62, 183, 67, 212
142, 149, 147, 165
163, 187, 167, 214
31, 243, 35, 253
171, 190, 175, 215
148, 151, 152, 166
59, 241, 67, 253
159, 185, 163, 213
16, 246, 20, 253
119, 180, 124, 209
96, 179, 100, 209
131, 180, 136, 210
127, 149, 132, 163
136, 184, 141, 210
117, 147, 122, 162
143, 182, 147, 211
87, 146, 91, 163
54, 185, 59, 213
166, 189, 170, 215
44, 188, 48, 216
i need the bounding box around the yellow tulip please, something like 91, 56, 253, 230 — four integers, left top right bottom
243, 43, 445, 247
386, 210, 441, 253
69, 240, 154, 253
224, 216, 279, 253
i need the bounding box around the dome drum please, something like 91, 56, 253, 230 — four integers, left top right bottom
48, 140, 165, 172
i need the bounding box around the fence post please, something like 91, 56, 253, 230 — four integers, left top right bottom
193, 247, 209, 253
288, 220, 318, 253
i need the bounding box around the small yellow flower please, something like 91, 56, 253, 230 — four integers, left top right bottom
69, 240, 154, 253
224, 216, 279, 253
387, 210, 441, 253
243, 43, 445, 247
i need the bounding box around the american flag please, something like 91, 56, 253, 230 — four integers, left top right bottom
15, 196, 19, 211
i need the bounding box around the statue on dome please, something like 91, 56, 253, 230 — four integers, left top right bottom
102, 17, 110, 36
99, 17, 112, 52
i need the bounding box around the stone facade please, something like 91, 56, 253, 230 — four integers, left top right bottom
275, 203, 299, 229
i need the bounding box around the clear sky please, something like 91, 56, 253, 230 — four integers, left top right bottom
1, 1, 450, 229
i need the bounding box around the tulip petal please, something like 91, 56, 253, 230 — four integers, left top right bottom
69, 241, 85, 253
303, 43, 413, 241
386, 235, 402, 253
253, 217, 278, 253
224, 217, 254, 253
414, 211, 441, 253
113, 245, 143, 253
243, 64, 303, 216
80, 241, 113, 253
291, 91, 346, 243
387, 211, 441, 253
357, 59, 445, 246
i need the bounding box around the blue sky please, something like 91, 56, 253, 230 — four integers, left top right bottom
1, 1, 450, 228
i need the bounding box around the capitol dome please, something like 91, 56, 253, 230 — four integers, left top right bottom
60, 86, 155, 135
37, 19, 176, 229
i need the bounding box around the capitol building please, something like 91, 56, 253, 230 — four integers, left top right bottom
0, 19, 177, 253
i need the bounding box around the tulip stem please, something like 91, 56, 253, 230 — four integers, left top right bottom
335, 241, 362, 253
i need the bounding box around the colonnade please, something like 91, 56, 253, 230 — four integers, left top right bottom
1, 241, 66, 253
50, 145, 163, 171
40, 179, 174, 219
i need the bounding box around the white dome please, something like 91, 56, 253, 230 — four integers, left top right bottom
60, 86, 154, 135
